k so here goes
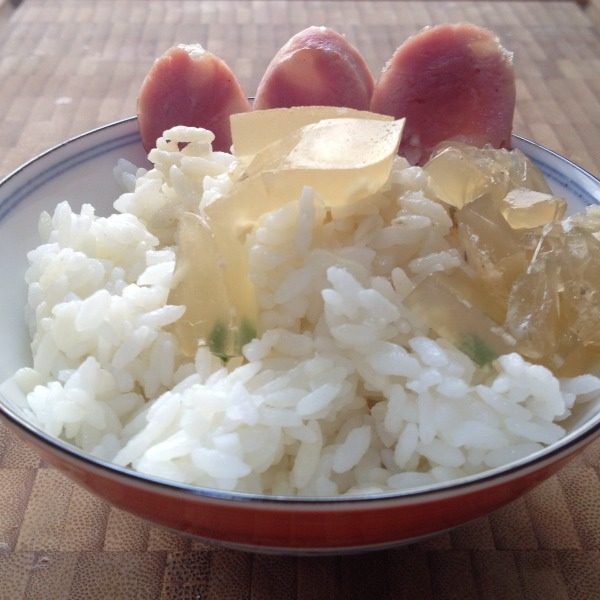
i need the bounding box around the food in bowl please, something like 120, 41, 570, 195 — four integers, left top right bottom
3, 105, 599, 498
2, 20, 600, 512
137, 44, 251, 154
138, 23, 516, 165
371, 22, 516, 165
253, 26, 375, 112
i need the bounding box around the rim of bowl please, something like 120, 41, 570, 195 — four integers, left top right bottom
1, 116, 600, 508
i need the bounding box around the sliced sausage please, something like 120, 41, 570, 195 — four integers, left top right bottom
137, 44, 251, 153
254, 26, 374, 111
371, 23, 516, 165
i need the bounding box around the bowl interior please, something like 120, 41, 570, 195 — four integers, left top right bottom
0, 119, 599, 497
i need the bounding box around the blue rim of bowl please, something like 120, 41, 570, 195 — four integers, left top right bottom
1, 117, 600, 508
0, 118, 143, 221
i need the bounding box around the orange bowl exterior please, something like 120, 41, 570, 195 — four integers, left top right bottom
3, 414, 591, 553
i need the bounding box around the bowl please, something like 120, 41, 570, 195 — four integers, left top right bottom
0, 117, 599, 554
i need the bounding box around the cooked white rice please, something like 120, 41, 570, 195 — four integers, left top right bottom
4, 125, 600, 496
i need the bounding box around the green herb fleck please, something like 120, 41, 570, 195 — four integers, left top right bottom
458, 334, 498, 367
238, 319, 257, 351
208, 319, 257, 362
209, 321, 228, 359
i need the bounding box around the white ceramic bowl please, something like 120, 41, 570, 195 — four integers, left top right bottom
0, 118, 599, 554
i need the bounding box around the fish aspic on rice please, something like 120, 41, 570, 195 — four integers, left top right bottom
4, 108, 600, 497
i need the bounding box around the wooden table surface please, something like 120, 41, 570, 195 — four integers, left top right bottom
1, 1, 600, 598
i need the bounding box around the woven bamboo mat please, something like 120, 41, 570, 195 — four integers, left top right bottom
0, 1, 599, 598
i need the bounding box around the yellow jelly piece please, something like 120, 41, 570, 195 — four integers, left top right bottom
230, 106, 393, 160
405, 272, 516, 366
500, 188, 567, 229
456, 195, 536, 302
424, 142, 551, 209
238, 117, 404, 207
204, 174, 275, 242
168, 212, 257, 360
425, 145, 491, 209
210, 115, 404, 239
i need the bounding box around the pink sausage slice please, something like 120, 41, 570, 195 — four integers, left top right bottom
371, 23, 516, 165
254, 26, 374, 111
137, 44, 251, 152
